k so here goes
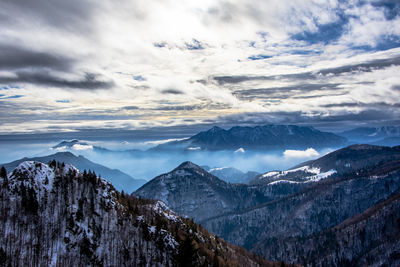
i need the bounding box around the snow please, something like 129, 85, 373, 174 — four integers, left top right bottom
149, 226, 156, 234
13, 161, 55, 190
234, 148, 245, 153
159, 177, 169, 203
268, 180, 302, 185
62, 164, 80, 176
209, 167, 228, 172
153, 201, 180, 222
305, 169, 337, 182
261, 165, 320, 179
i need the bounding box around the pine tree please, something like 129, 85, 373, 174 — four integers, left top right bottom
0, 166, 8, 188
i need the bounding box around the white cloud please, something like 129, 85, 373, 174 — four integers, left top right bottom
0, 0, 400, 132
283, 148, 320, 159
72, 144, 93, 151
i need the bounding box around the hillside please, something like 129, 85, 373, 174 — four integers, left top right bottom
134, 162, 268, 221
0, 161, 284, 267
1, 152, 146, 193
202, 159, 400, 265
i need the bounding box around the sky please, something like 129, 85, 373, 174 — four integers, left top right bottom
1, 0, 400, 134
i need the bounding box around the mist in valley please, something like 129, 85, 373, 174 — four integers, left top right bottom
0, 138, 334, 182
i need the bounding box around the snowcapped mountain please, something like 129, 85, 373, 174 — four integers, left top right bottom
1, 151, 146, 193
202, 165, 259, 184
203, 156, 400, 266
251, 144, 400, 186
0, 161, 279, 267
152, 125, 348, 151
135, 144, 400, 266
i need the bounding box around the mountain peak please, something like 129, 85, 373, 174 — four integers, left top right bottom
175, 161, 204, 171
208, 126, 224, 132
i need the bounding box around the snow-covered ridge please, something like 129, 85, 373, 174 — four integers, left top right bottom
258, 165, 337, 184
10, 161, 56, 191
261, 165, 321, 179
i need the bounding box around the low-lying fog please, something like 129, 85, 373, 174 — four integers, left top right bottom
0, 139, 334, 181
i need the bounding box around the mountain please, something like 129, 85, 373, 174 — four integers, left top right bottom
0, 161, 281, 267
52, 139, 143, 154
339, 126, 400, 144
202, 166, 259, 184
52, 139, 113, 153
134, 162, 268, 221
202, 155, 400, 266
255, 193, 400, 266
1, 152, 146, 193
251, 144, 400, 186
135, 144, 400, 265
152, 125, 348, 151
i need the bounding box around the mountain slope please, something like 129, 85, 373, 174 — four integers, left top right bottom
202, 166, 259, 184
0, 161, 282, 267
202, 159, 400, 265
255, 193, 400, 266
339, 126, 400, 144
1, 152, 146, 193
251, 144, 400, 186
134, 162, 268, 221
153, 125, 347, 151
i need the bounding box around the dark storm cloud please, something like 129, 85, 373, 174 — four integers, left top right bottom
291, 92, 349, 99
0, 44, 73, 71
161, 89, 185, 95
153, 102, 231, 111
322, 102, 400, 109
216, 109, 400, 128
0, 71, 114, 90
232, 83, 342, 100
213, 56, 400, 84
0, 0, 97, 34
123, 106, 140, 110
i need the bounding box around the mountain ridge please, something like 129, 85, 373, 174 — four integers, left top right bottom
0, 161, 284, 267
1, 151, 146, 193
152, 124, 348, 151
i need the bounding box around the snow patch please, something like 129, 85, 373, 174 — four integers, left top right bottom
234, 148, 245, 153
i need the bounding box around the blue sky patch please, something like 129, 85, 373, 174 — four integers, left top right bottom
248, 54, 272, 61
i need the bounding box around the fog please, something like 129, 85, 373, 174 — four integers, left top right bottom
0, 138, 334, 181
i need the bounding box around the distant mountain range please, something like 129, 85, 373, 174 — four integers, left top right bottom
135, 144, 400, 266
1, 152, 146, 193
339, 126, 400, 146
202, 166, 259, 184
152, 125, 348, 151
0, 161, 277, 266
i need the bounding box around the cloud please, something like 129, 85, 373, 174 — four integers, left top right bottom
0, 44, 73, 71
283, 148, 320, 159
0, 0, 400, 133
161, 89, 185, 95
0, 71, 114, 90
72, 144, 93, 151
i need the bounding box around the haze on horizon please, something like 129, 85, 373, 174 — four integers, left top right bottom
1, 0, 400, 134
